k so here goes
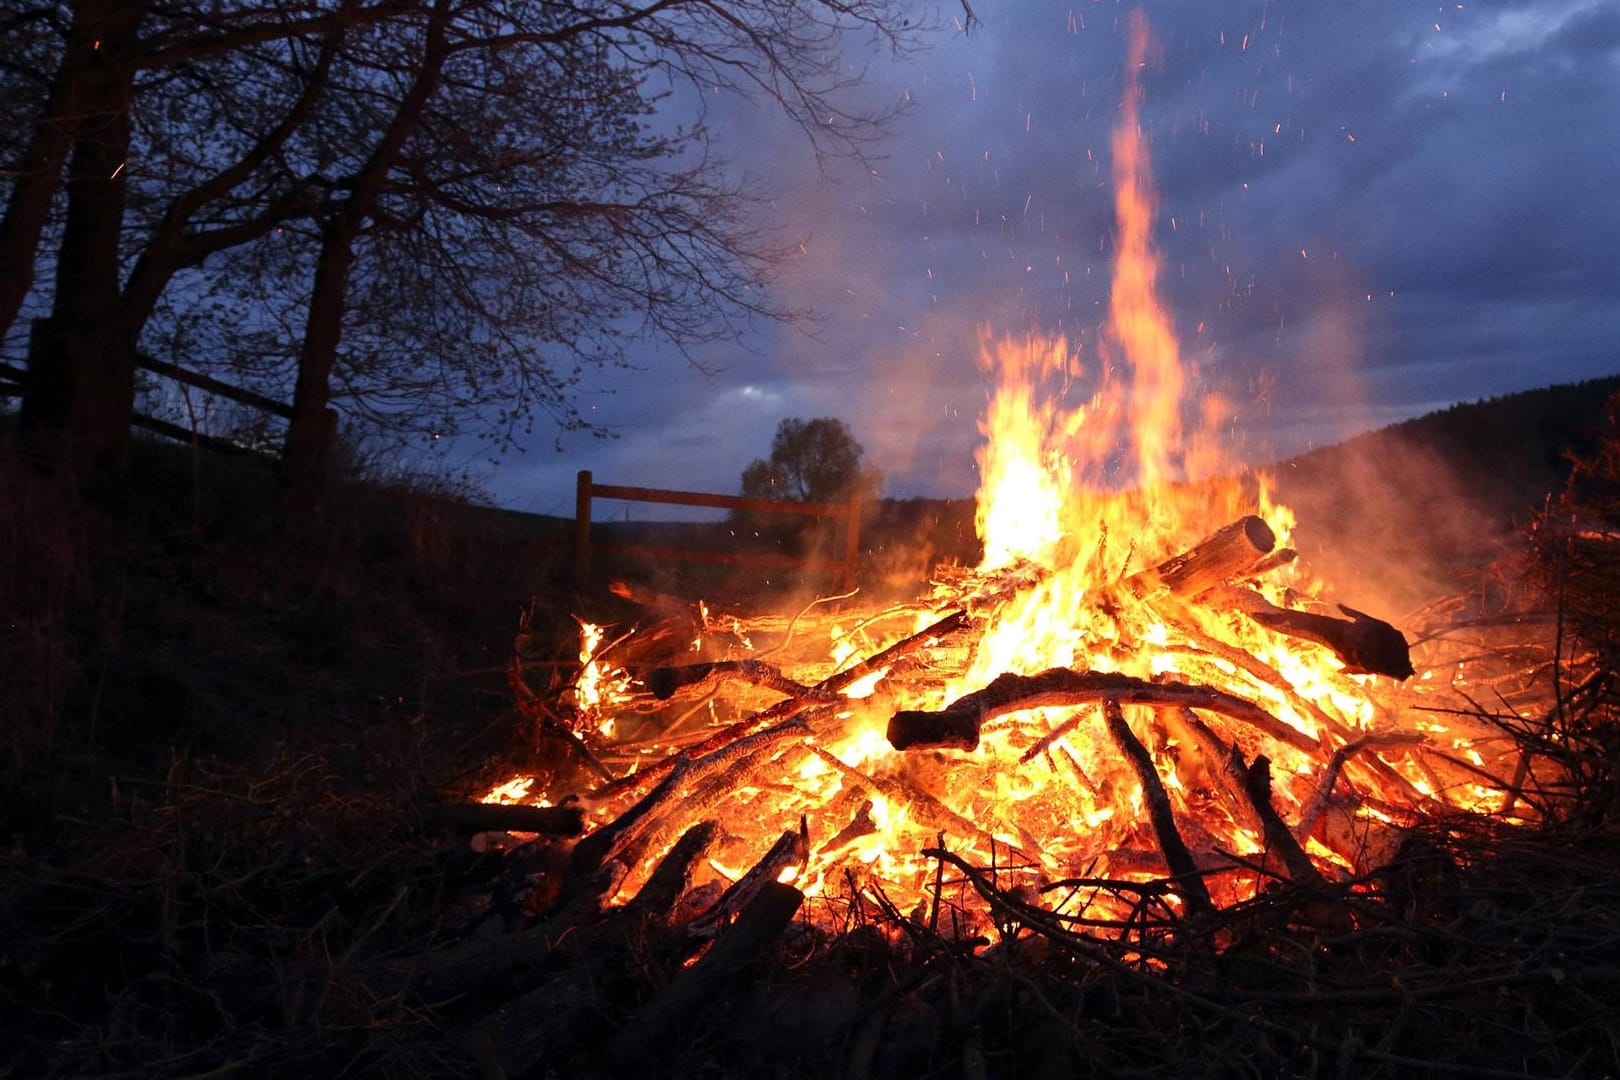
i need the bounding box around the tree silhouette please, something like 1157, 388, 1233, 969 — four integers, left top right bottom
0, 0, 948, 486
740, 417, 879, 504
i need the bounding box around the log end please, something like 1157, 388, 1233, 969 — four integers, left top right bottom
887, 709, 980, 752
1240, 513, 1276, 555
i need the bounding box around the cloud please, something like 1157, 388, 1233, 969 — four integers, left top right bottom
500, 0, 1620, 515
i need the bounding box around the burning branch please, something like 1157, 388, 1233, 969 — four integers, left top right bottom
886, 668, 1317, 754
1101, 699, 1215, 919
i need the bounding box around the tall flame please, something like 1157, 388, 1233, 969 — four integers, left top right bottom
1112, 10, 1183, 492
968, 12, 1283, 690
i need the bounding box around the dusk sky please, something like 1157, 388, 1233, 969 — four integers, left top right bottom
487, 0, 1620, 518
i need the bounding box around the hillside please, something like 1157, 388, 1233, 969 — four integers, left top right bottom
1267, 374, 1620, 614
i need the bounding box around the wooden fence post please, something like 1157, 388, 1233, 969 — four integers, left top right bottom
842, 493, 863, 592
575, 470, 594, 586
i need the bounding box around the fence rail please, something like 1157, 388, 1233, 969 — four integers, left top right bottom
574, 469, 862, 590
1, 336, 332, 460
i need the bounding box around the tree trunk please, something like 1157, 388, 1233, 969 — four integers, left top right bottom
22, 1, 143, 470
0, 1, 142, 345
281, 225, 354, 501
279, 0, 453, 503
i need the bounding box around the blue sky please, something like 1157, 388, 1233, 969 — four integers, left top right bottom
486, 0, 1620, 517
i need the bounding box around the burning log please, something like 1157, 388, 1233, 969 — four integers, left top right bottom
1206, 587, 1415, 680
1101, 699, 1214, 918
887, 669, 1318, 754
1123, 515, 1276, 598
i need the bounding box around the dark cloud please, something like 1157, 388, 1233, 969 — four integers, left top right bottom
493, 0, 1620, 514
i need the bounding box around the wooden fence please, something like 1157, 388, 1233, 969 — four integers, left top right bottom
574, 470, 862, 590
0, 347, 334, 462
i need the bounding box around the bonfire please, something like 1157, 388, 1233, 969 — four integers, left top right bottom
487, 13, 1557, 961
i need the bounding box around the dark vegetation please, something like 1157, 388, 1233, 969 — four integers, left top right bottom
3, 377, 1620, 1076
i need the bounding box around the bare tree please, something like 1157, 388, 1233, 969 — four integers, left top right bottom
1, 0, 947, 486
1, 0, 407, 465
272, 0, 938, 495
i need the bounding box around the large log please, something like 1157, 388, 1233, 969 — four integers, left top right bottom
887, 668, 1318, 754
1124, 515, 1276, 598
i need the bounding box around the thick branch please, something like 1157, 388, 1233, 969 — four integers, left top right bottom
888, 669, 1318, 754
1102, 700, 1214, 918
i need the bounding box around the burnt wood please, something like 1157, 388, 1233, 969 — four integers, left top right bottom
1205, 586, 1415, 679
609, 881, 805, 1067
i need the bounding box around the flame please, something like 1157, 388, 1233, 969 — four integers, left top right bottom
574, 620, 632, 736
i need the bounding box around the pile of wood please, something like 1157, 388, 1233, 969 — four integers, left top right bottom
520, 515, 1541, 911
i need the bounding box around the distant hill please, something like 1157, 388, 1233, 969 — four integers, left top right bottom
1267, 374, 1620, 614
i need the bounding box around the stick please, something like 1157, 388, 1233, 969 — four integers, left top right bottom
1102, 700, 1214, 919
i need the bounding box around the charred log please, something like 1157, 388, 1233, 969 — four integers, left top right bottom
424, 801, 586, 838
467, 822, 722, 1075
1209, 587, 1414, 679
609, 881, 805, 1067
887, 669, 1318, 754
